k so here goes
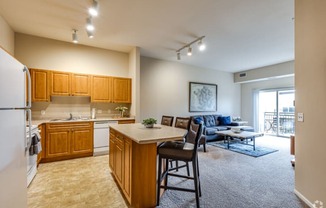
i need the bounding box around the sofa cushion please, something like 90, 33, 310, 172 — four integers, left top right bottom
205, 127, 218, 135
213, 115, 220, 126
218, 116, 232, 125
215, 126, 229, 131
203, 115, 216, 127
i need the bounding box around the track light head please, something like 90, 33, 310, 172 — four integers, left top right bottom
198, 39, 206, 51
187, 47, 192, 56
177, 52, 181, 60
87, 30, 94, 38
86, 17, 95, 31
72, 30, 78, 44
89, 0, 99, 17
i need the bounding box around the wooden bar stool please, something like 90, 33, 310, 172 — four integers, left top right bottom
157, 122, 203, 208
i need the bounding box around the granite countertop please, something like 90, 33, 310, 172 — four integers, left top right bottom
32, 117, 135, 126
109, 123, 186, 144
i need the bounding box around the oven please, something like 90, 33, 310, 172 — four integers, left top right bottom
26, 125, 41, 187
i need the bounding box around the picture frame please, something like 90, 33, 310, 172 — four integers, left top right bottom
189, 82, 217, 112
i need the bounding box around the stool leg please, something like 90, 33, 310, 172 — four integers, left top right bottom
157, 156, 162, 206
192, 159, 200, 208
203, 143, 207, 152
186, 162, 190, 176
176, 160, 179, 172
197, 157, 202, 197
164, 158, 169, 189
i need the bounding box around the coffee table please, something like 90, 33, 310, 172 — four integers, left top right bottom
216, 130, 264, 150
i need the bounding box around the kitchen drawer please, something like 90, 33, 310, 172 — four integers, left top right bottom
46, 122, 92, 130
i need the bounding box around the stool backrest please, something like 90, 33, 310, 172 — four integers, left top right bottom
185, 122, 203, 157
161, 115, 174, 126
175, 117, 190, 129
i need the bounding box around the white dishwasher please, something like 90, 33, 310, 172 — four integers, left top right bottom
94, 120, 118, 156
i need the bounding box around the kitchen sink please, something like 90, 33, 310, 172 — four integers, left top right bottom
50, 117, 90, 122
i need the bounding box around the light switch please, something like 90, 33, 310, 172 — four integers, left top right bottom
298, 113, 304, 122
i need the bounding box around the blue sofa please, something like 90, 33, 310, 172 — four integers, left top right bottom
190, 115, 253, 151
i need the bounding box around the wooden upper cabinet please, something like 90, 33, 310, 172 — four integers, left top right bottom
30, 68, 50, 102
51, 71, 71, 96
112, 77, 131, 103
71, 73, 91, 96
91, 75, 112, 102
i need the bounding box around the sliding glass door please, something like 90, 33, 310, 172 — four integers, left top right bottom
258, 89, 295, 137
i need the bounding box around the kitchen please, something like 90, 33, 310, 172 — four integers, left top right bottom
0, 31, 139, 207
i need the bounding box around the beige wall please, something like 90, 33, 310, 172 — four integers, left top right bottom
128, 47, 141, 122
0, 15, 15, 55
140, 57, 241, 121
295, 0, 326, 205
14, 33, 129, 77
234, 61, 294, 83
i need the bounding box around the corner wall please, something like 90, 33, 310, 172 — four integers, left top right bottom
295, 0, 326, 205
14, 33, 129, 77
0, 15, 14, 55
140, 56, 241, 121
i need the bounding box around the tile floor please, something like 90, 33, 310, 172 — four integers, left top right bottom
27, 155, 127, 208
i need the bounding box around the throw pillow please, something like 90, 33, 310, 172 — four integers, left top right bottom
194, 117, 203, 124
218, 116, 232, 125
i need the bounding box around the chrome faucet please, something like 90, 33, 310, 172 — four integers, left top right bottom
69, 113, 73, 120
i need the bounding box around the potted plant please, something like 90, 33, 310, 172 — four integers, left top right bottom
115, 106, 128, 117
142, 118, 157, 128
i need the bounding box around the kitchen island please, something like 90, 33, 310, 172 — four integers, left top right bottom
109, 123, 186, 208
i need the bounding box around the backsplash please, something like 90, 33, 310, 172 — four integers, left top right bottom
31, 96, 130, 120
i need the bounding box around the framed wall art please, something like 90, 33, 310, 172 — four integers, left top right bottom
189, 82, 217, 112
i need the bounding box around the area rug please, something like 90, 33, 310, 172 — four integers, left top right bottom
210, 141, 278, 157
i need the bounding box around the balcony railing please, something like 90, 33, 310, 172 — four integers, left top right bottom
264, 112, 295, 135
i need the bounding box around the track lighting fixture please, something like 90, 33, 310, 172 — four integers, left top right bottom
187, 47, 192, 56
86, 17, 94, 31
177, 52, 181, 60
89, 0, 99, 17
198, 38, 206, 51
72, 30, 78, 44
176, 36, 206, 60
87, 30, 94, 38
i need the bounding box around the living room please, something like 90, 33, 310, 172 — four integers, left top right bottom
0, 1, 325, 208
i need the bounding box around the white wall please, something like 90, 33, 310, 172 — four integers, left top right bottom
234, 61, 294, 83
0, 15, 15, 55
295, 0, 326, 205
14, 33, 129, 77
140, 56, 241, 122
241, 76, 294, 127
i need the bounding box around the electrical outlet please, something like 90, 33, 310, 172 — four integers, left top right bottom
297, 113, 304, 122
41, 110, 46, 115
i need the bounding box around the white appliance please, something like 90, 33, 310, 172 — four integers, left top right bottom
26, 125, 40, 187
93, 120, 118, 155
0, 48, 32, 208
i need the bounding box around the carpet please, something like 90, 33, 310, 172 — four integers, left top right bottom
210, 141, 278, 157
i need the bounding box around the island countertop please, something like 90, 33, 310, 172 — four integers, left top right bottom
109, 123, 186, 144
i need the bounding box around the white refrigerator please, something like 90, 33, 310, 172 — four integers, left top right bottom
0, 47, 31, 208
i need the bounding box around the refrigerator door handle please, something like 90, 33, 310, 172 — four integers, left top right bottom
23, 66, 31, 108
26, 109, 32, 152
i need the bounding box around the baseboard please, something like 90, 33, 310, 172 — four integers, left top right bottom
294, 189, 313, 207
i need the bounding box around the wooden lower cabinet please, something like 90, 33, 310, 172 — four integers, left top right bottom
44, 122, 93, 162
109, 128, 156, 207
118, 119, 135, 124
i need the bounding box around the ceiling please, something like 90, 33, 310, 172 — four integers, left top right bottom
0, 0, 294, 73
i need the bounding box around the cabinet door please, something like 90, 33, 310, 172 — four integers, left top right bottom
30, 69, 50, 102
71, 127, 93, 155
51, 71, 71, 96
123, 137, 132, 201
91, 76, 112, 102
71, 73, 91, 96
115, 134, 124, 186
109, 136, 115, 171
112, 77, 131, 103
46, 129, 70, 158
